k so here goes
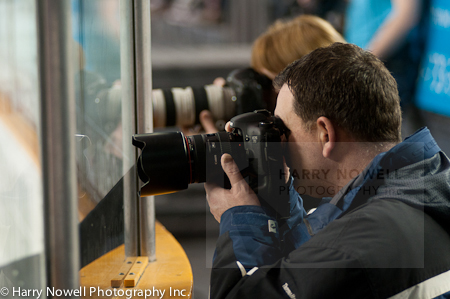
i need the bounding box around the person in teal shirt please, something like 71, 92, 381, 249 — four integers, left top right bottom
345, 0, 429, 109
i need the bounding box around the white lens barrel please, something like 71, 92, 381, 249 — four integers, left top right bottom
152, 85, 237, 128
172, 87, 196, 127
152, 89, 166, 128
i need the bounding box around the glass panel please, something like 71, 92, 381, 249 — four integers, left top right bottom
0, 0, 46, 293
72, 0, 134, 267
72, 0, 123, 208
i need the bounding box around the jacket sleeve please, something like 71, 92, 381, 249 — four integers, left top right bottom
208, 181, 308, 297
215, 206, 282, 269
210, 205, 283, 298
214, 180, 308, 270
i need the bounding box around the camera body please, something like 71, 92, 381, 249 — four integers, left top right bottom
226, 110, 290, 219
132, 110, 290, 220
226, 68, 273, 115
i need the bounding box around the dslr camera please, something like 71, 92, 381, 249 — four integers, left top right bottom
152, 68, 275, 129
132, 110, 290, 220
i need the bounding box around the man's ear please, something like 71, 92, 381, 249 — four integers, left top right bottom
316, 116, 336, 158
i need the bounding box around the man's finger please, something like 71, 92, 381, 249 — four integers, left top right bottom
200, 110, 218, 134
225, 121, 232, 133
213, 77, 226, 87
221, 154, 245, 187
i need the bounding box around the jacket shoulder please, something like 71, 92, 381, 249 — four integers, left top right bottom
288, 198, 450, 298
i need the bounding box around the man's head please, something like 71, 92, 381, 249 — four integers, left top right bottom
274, 43, 402, 197
274, 42, 402, 143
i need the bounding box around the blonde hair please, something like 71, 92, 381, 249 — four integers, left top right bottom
251, 15, 346, 76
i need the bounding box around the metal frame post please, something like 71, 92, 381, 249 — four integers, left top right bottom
134, 0, 155, 260
121, 0, 155, 259
36, 0, 80, 295
120, 0, 140, 257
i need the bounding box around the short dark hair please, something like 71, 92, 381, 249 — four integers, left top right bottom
274, 42, 402, 143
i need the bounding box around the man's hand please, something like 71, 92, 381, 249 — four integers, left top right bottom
205, 153, 260, 223
199, 110, 217, 134
180, 110, 218, 135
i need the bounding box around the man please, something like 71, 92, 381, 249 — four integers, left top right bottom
205, 43, 450, 298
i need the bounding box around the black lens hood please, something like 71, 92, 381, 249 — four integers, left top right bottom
132, 132, 190, 196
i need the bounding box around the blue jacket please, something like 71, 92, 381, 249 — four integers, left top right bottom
211, 128, 450, 299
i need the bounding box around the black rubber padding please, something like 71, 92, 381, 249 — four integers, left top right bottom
163, 88, 176, 127
192, 86, 210, 125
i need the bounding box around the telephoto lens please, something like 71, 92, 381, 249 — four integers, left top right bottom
152, 85, 236, 129
132, 131, 245, 196
151, 68, 274, 129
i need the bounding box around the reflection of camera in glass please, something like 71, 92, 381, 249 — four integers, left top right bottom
132, 110, 290, 220
152, 68, 274, 129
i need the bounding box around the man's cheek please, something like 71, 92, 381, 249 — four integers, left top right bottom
287, 144, 301, 168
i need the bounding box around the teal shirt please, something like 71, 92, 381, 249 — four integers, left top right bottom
345, 0, 393, 49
